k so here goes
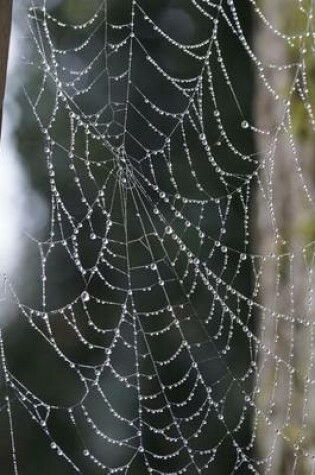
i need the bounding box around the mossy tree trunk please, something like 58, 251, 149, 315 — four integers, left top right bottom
255, 1, 315, 473
0, 0, 13, 137
0, 1, 13, 471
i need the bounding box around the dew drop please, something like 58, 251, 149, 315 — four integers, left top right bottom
81, 291, 90, 302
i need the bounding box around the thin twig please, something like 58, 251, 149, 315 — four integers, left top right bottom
0, 0, 13, 139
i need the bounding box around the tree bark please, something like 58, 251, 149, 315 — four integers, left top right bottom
0, 0, 13, 138
255, 1, 315, 473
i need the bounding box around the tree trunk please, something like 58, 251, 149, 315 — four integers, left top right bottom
255, 1, 315, 473
0, 0, 13, 137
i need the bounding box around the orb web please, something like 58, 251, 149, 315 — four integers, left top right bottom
1, 0, 315, 473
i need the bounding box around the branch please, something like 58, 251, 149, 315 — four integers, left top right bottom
0, 0, 13, 138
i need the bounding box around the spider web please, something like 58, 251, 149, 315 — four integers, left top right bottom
1, 0, 315, 473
